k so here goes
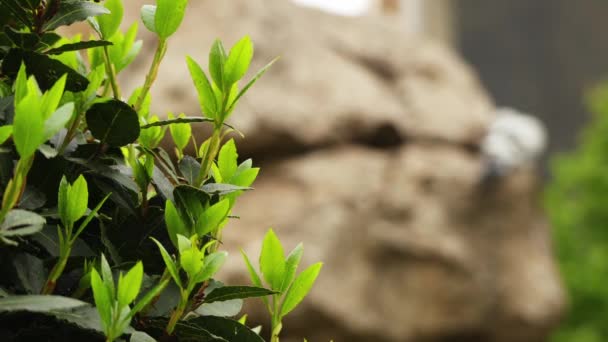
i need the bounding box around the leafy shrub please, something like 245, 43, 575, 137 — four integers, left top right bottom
0, 1, 321, 341
546, 84, 608, 342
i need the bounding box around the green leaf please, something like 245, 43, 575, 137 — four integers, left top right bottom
154, 0, 188, 38
2, 49, 90, 92
180, 247, 204, 280
205, 286, 277, 304
1, 1, 33, 27
99, 254, 114, 293
218, 139, 238, 182
200, 183, 252, 196
279, 243, 303, 292
66, 174, 89, 225
0, 295, 87, 312
97, 0, 123, 39
4, 27, 40, 49
117, 261, 143, 308
12, 91, 45, 159
86, 99, 140, 146
43, 0, 110, 31
141, 317, 225, 341
150, 237, 182, 288
130, 331, 156, 342
44, 102, 74, 142
179, 156, 201, 185
128, 278, 170, 320
173, 185, 210, 225
187, 56, 218, 119
227, 57, 279, 115
40, 74, 67, 119
0, 209, 46, 237
280, 262, 322, 318
46, 40, 113, 55
165, 200, 189, 248
195, 199, 230, 236
260, 229, 286, 291
140, 116, 214, 129
195, 252, 228, 283
0, 125, 12, 144
140, 5, 157, 34
240, 250, 263, 288
197, 299, 243, 318
168, 113, 192, 152
187, 316, 264, 342
73, 193, 111, 242
224, 36, 254, 87
209, 40, 227, 90
90, 269, 112, 331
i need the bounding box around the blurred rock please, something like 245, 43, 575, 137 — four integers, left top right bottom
118, 0, 564, 341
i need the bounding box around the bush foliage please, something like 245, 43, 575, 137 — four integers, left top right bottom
0, 1, 320, 341
546, 84, 608, 342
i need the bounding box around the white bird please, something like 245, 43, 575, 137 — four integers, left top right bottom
480, 107, 547, 183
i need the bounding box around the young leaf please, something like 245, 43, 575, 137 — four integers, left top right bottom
97, 0, 123, 39
180, 247, 204, 280
99, 254, 114, 294
12, 91, 45, 159
165, 200, 189, 248
140, 5, 157, 34
195, 251, 228, 283
44, 102, 74, 142
186, 56, 218, 119
154, 0, 188, 38
168, 113, 192, 153
0, 125, 12, 145
117, 262, 143, 308
224, 36, 254, 86
218, 139, 238, 182
195, 199, 230, 237
241, 250, 263, 288
40, 74, 67, 119
209, 40, 226, 90
45, 40, 113, 55
65, 175, 89, 225
279, 262, 323, 318
150, 237, 182, 288
73, 193, 111, 241
259, 229, 286, 290
90, 269, 112, 331
279, 243, 304, 292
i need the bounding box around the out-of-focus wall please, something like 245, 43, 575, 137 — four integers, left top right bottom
453, 0, 608, 172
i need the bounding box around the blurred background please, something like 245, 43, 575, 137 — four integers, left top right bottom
96, 0, 608, 341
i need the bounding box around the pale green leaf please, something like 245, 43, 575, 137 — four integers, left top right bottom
90, 269, 112, 331
150, 237, 182, 288
165, 200, 189, 248
195, 251, 228, 283
154, 0, 188, 38
97, 0, 123, 39
279, 243, 303, 292
224, 36, 254, 86
260, 229, 285, 290
280, 262, 322, 318
218, 139, 238, 182
0, 125, 12, 144
117, 261, 143, 308
186, 56, 217, 119
195, 199, 230, 237
241, 250, 263, 288
140, 5, 157, 33
209, 39, 226, 90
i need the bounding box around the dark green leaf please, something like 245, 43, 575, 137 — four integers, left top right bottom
46, 40, 113, 55
0, 209, 46, 237
152, 165, 175, 201
2, 49, 89, 92
140, 116, 213, 129
187, 316, 264, 342
200, 183, 252, 196
43, 0, 110, 31
140, 317, 226, 342
179, 156, 201, 185
4, 27, 40, 50
205, 286, 277, 304
1, 0, 33, 27
86, 99, 140, 146
0, 295, 87, 312
173, 185, 210, 225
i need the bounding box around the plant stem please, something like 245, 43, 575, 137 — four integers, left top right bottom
134, 38, 168, 113
196, 128, 222, 187
58, 111, 83, 155
166, 292, 188, 335
102, 46, 121, 100
0, 157, 33, 222
270, 296, 282, 342
42, 252, 70, 295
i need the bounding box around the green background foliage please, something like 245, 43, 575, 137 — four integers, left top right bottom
546, 83, 608, 342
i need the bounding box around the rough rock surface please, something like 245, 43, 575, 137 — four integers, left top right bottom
117, 0, 565, 341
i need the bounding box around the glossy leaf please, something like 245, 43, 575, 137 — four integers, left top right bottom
205, 286, 277, 304
46, 40, 113, 55
200, 183, 252, 196
188, 316, 264, 342
86, 99, 140, 146
43, 0, 110, 31
0, 295, 87, 312
0, 209, 46, 237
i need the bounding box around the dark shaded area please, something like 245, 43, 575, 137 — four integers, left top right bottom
454, 0, 608, 173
